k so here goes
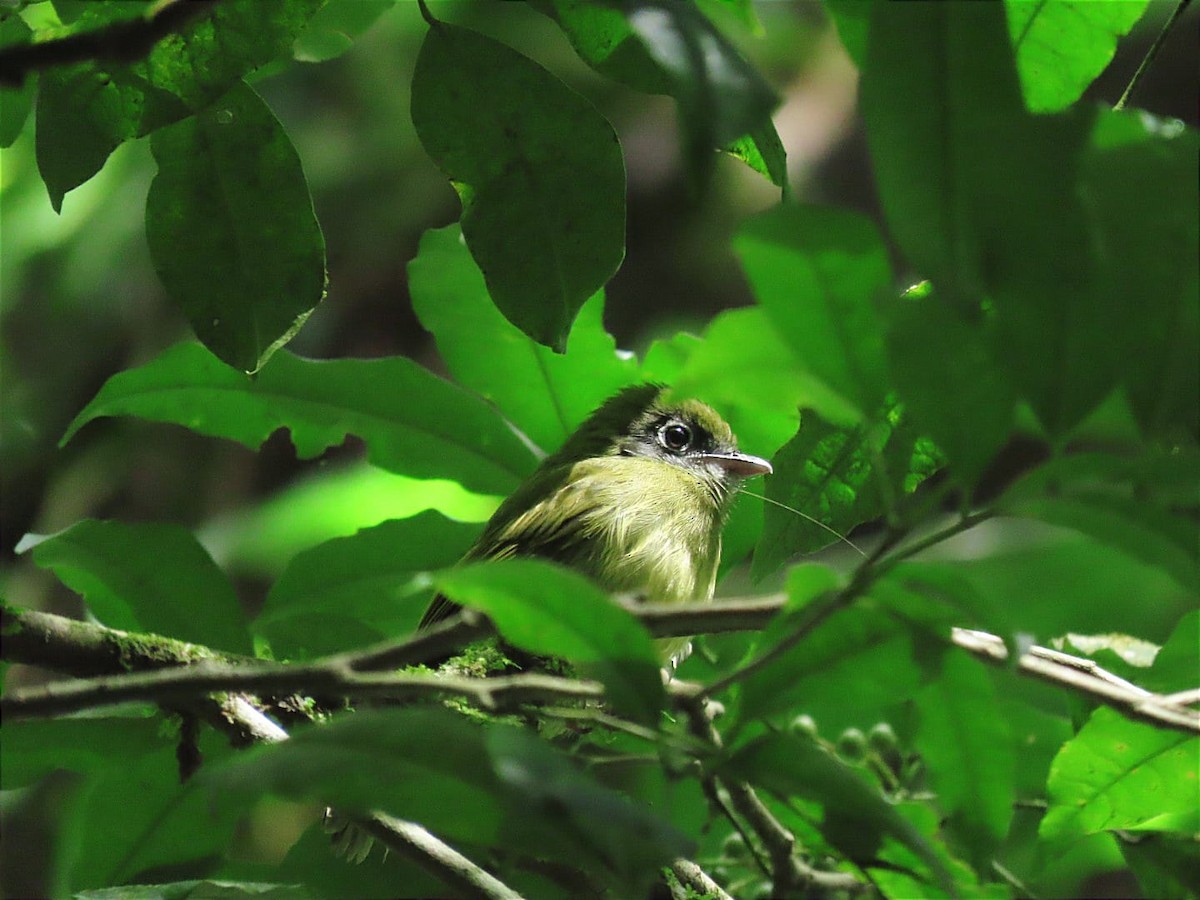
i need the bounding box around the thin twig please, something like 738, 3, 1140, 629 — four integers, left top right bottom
670, 858, 734, 900
0, 0, 219, 86
1115, 0, 1193, 111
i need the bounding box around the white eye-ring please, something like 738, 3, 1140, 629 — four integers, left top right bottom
659, 422, 693, 452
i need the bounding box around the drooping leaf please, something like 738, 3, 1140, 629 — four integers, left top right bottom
753, 404, 941, 579
546, 0, 784, 190
434, 559, 664, 723
885, 285, 1015, 491
1080, 110, 1199, 441
408, 223, 637, 453
736, 204, 891, 421
1005, 0, 1151, 112
914, 651, 1015, 865
146, 81, 326, 372
861, 1, 1107, 437
410, 19, 625, 351
1041, 708, 1199, 840
255, 513, 480, 659
61, 342, 540, 496
292, 0, 396, 63
20, 519, 249, 654
34, 0, 324, 210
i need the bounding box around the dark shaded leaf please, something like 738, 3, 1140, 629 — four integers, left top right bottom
0, 715, 165, 789
61, 342, 540, 496
34, 0, 324, 209
21, 518, 249, 654
435, 559, 664, 722
722, 733, 952, 892
0, 12, 33, 147
408, 223, 637, 453
411, 20, 624, 351
146, 81, 326, 372
255, 513, 481, 659
914, 651, 1015, 866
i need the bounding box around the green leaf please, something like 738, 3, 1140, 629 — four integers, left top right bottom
999, 451, 1200, 595
822, 0, 869, 68
860, 1, 1106, 436
408, 223, 637, 453
735, 601, 924, 735
914, 651, 1015, 865
1144, 611, 1199, 695
736, 204, 891, 421
61, 738, 240, 893
21, 519, 249, 654
61, 342, 540, 496
1080, 111, 1199, 441
34, 0, 324, 210
434, 559, 664, 723
255, 513, 480, 659
753, 405, 940, 579
885, 286, 1015, 491
210, 708, 687, 887
546, 0, 783, 189
146, 81, 326, 372
410, 19, 624, 351
1006, 0, 1151, 112
1122, 833, 1200, 900
722, 732, 952, 892
0, 12, 33, 148
292, 0, 396, 63
208, 462, 499, 579
624, 2, 779, 187
1041, 708, 1200, 840
0, 715, 165, 789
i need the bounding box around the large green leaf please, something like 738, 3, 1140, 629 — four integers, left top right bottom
255, 513, 480, 659
410, 19, 624, 351
1041, 708, 1199, 840
292, 0, 396, 63
735, 600, 924, 734
61, 342, 540, 496
0, 715, 165, 789
146, 81, 326, 372
408, 223, 637, 453
753, 404, 940, 579
722, 732, 952, 893
20, 518, 250, 654
1005, 0, 1151, 112
434, 559, 664, 723
61, 738, 239, 893
885, 285, 1015, 492
735, 204, 891, 422
210, 708, 689, 889
914, 651, 1015, 865
34, 0, 324, 210
1080, 111, 1199, 441
860, 1, 1106, 437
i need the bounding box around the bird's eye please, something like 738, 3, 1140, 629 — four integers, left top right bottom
659, 422, 693, 453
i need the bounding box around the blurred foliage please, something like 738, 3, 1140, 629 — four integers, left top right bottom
2, 1, 1198, 898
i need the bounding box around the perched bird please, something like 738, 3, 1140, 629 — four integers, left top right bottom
419, 382, 772, 660
327, 383, 770, 860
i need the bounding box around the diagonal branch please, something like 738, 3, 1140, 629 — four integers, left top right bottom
0, 0, 220, 87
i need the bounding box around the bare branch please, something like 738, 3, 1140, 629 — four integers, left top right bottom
0, 0, 219, 86
669, 858, 734, 900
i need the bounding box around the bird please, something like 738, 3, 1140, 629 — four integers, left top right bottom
327, 384, 770, 860
417, 382, 773, 661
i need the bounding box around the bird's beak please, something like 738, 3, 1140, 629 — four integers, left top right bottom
701, 451, 773, 478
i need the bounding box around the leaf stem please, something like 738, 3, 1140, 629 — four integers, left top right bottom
1115, 0, 1192, 111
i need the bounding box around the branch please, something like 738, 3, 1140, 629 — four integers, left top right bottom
0, 0, 219, 87
1114, 0, 1192, 111
669, 858, 734, 900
